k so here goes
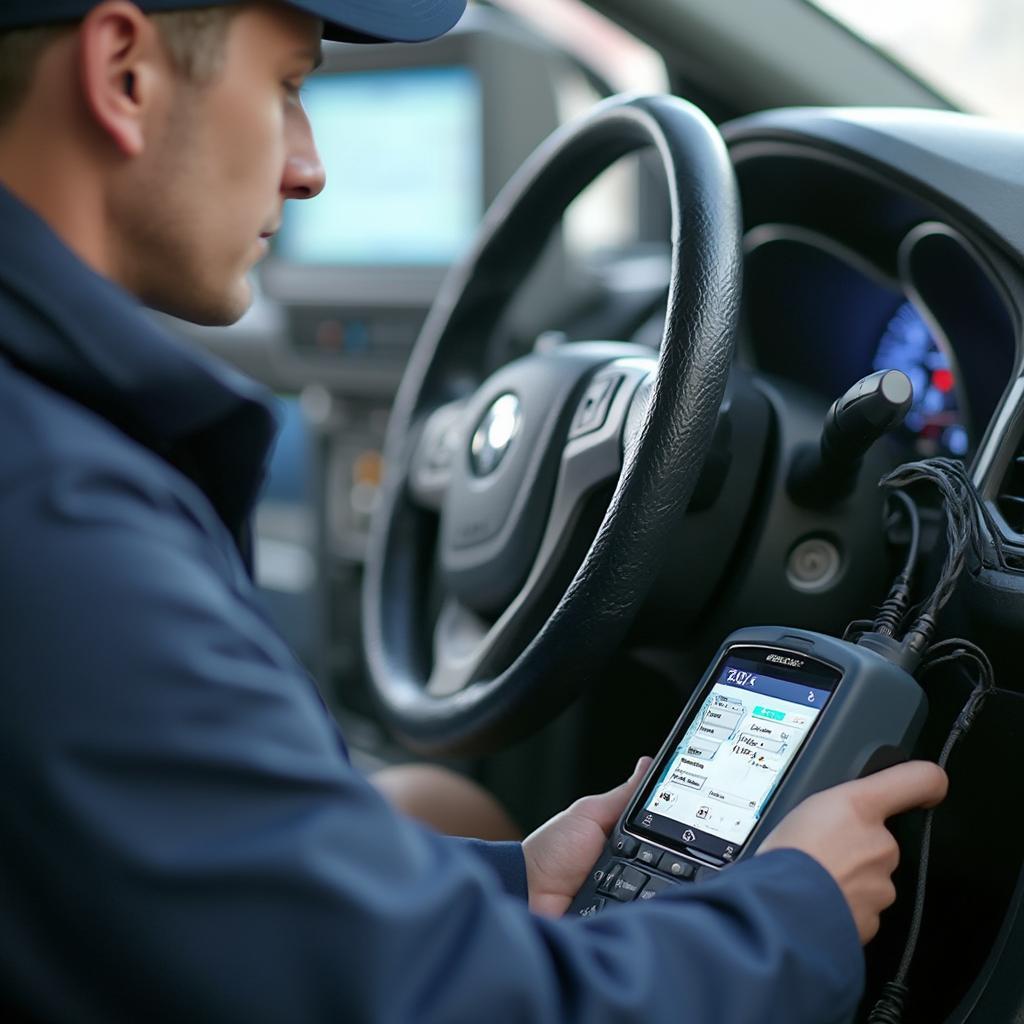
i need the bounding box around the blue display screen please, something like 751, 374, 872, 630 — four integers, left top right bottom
629, 652, 839, 864
275, 66, 483, 265
873, 300, 968, 457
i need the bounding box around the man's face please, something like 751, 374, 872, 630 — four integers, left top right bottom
117, 3, 325, 325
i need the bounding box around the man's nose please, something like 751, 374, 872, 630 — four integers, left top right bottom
282, 125, 326, 200
282, 153, 326, 200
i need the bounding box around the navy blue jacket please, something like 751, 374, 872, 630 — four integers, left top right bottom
0, 184, 864, 1023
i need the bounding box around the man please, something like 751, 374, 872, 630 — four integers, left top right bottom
0, 2, 946, 1021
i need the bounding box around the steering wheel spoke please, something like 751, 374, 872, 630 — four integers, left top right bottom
425, 357, 654, 698
407, 401, 466, 511
553, 360, 656, 529
426, 598, 489, 697
511, 358, 655, 593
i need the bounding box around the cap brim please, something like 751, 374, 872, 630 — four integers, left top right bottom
286, 0, 467, 43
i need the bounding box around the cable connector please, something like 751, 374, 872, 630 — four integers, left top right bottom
867, 980, 909, 1024
903, 613, 937, 656
955, 689, 987, 734
855, 630, 923, 674
873, 573, 913, 638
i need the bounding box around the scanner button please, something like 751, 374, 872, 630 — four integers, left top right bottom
613, 836, 640, 858
597, 863, 623, 894
608, 866, 649, 902
658, 854, 695, 880
577, 897, 606, 918
635, 844, 662, 867
638, 876, 676, 901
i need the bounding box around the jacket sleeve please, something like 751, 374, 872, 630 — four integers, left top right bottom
0, 461, 864, 1024
451, 838, 529, 898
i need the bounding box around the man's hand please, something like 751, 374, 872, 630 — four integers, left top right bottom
523, 757, 652, 916
758, 760, 948, 944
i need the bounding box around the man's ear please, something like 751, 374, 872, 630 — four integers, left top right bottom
78, 1, 169, 158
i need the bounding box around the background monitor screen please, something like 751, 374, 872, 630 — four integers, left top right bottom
275, 65, 483, 266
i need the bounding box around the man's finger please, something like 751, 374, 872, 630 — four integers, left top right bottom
845, 760, 948, 819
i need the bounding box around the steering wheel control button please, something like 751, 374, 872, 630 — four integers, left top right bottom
638, 877, 676, 901
569, 374, 621, 440
608, 866, 649, 902
658, 854, 695, 880
577, 897, 606, 918
470, 393, 522, 477
786, 536, 842, 593
635, 844, 662, 867
613, 836, 640, 858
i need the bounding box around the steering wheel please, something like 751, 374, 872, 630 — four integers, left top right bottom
363, 94, 741, 756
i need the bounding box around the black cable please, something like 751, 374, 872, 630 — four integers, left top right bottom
873, 491, 921, 638
893, 700, 977, 981
877, 458, 1001, 653
931, 459, 1009, 571
866, 642, 994, 1024
890, 490, 922, 582
920, 638, 995, 690
859, 461, 1001, 1019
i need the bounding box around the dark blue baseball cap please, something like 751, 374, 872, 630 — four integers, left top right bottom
0, 0, 468, 43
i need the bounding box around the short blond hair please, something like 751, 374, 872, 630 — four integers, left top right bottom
149, 7, 239, 81
0, 6, 239, 127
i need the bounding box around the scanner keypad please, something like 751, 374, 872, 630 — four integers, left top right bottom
570, 833, 716, 918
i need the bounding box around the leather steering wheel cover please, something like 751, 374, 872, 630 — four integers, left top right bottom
363, 94, 742, 755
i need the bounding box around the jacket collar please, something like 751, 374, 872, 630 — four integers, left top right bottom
0, 183, 279, 536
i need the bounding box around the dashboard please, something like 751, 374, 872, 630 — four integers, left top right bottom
712, 110, 1024, 1024
875, 299, 964, 456
739, 224, 1002, 459
723, 110, 1022, 479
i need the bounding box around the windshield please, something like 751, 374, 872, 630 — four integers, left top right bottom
811, 0, 1024, 127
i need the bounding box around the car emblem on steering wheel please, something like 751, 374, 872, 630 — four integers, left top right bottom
470, 393, 522, 477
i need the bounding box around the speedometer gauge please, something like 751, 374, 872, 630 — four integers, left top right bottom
873, 301, 967, 457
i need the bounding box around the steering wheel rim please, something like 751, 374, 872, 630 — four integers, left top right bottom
363, 93, 742, 756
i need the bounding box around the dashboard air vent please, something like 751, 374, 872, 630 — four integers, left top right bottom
997, 449, 1024, 535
